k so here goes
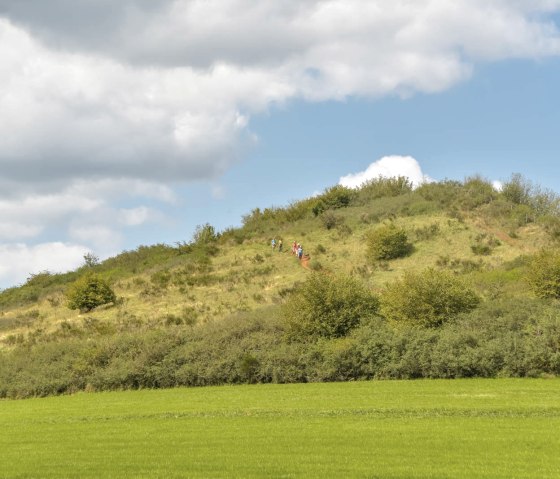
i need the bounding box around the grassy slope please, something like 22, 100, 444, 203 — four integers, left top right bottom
1, 379, 559, 478
0, 193, 550, 345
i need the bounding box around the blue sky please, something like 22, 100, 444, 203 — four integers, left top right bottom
157, 57, 560, 244
1, 1, 560, 288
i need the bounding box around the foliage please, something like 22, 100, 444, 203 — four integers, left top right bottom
283, 273, 380, 340
366, 224, 412, 261
380, 268, 480, 328
312, 185, 356, 216
192, 223, 217, 244
459, 176, 498, 210
526, 250, 560, 299
66, 274, 117, 312
321, 210, 343, 230
501, 173, 532, 206
355, 175, 413, 203
83, 253, 100, 268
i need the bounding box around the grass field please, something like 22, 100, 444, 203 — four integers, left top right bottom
1, 379, 559, 478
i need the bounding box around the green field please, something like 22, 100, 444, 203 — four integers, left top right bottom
1, 379, 559, 478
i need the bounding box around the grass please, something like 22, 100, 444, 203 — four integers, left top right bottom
1, 379, 560, 478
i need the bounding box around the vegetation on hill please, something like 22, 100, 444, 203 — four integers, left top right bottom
1, 173, 560, 398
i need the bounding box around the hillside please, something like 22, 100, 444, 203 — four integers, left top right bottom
1, 175, 560, 398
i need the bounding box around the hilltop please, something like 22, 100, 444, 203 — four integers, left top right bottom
1, 174, 560, 397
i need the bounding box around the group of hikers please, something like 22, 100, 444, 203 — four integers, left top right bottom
271, 238, 304, 259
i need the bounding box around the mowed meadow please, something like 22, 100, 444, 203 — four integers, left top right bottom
1, 379, 560, 478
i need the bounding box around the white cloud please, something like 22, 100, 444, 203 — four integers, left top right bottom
68, 225, 123, 258
492, 180, 504, 191
0, 242, 88, 288
117, 207, 157, 226
1, 2, 560, 188
339, 155, 433, 189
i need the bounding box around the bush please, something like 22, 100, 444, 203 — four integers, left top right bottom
321, 211, 343, 230
356, 176, 413, 201
526, 250, 560, 299
192, 223, 217, 244
380, 268, 480, 328
501, 173, 531, 206
283, 273, 380, 340
312, 186, 355, 216
66, 274, 117, 312
367, 224, 412, 261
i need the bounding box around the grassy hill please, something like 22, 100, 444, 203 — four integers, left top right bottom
1, 174, 560, 398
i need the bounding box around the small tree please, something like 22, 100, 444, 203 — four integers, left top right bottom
192, 223, 217, 245
367, 224, 412, 261
526, 250, 560, 299
380, 268, 480, 328
66, 274, 116, 312
83, 252, 100, 268
283, 272, 380, 340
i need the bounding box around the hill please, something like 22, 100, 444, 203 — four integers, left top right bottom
1, 174, 560, 398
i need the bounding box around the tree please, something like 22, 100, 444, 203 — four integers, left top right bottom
83, 252, 99, 268
526, 250, 560, 299
367, 224, 412, 261
380, 268, 480, 328
283, 272, 380, 340
66, 274, 116, 312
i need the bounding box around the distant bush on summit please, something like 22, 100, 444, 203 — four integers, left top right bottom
312, 185, 355, 216
66, 274, 116, 312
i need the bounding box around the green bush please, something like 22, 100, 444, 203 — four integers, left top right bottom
526, 250, 560, 299
321, 210, 343, 230
312, 185, 355, 216
501, 173, 532, 206
283, 273, 380, 340
357, 175, 413, 199
380, 268, 480, 328
66, 274, 117, 312
367, 224, 412, 261
192, 223, 217, 244
459, 176, 497, 210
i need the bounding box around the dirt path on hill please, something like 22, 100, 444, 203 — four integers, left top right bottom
300, 254, 310, 269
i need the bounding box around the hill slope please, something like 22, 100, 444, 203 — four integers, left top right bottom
1, 175, 559, 397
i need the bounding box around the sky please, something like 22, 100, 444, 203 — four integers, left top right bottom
0, 0, 560, 288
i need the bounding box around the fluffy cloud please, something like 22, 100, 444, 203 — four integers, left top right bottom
0, 242, 88, 287
339, 155, 432, 188
1, 2, 560, 188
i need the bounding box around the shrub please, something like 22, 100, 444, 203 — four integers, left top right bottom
380, 268, 480, 328
82, 252, 100, 268
283, 272, 380, 340
526, 250, 560, 299
66, 274, 117, 312
356, 175, 413, 201
312, 186, 355, 216
459, 176, 497, 210
501, 173, 531, 206
192, 223, 217, 244
321, 211, 343, 230
366, 224, 412, 261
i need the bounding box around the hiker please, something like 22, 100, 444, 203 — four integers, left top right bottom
278, 239, 283, 252
271, 238, 276, 251
292, 241, 297, 255
297, 245, 303, 260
